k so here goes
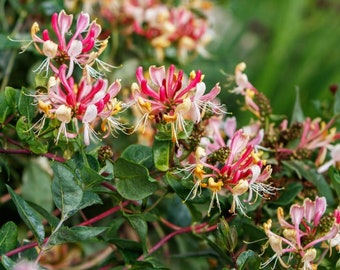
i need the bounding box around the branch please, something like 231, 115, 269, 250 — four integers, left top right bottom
0, 148, 66, 163
137, 221, 218, 261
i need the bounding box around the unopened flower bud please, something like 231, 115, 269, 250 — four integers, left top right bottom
42, 40, 58, 58
55, 104, 72, 123
232, 180, 248, 196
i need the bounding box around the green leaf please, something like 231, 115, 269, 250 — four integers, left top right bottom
18, 87, 36, 120
269, 182, 303, 206
79, 164, 105, 188
114, 158, 158, 200
51, 162, 83, 220
50, 226, 107, 245
290, 86, 304, 124
0, 222, 18, 255
155, 121, 193, 141
153, 140, 172, 172
6, 185, 45, 245
16, 116, 32, 141
77, 191, 103, 210
22, 158, 53, 212
0, 92, 12, 123
121, 144, 154, 170
333, 84, 340, 116
15, 117, 48, 154
28, 202, 60, 229
0, 155, 10, 180
236, 250, 261, 270
4, 87, 18, 110
108, 238, 143, 264
1, 255, 16, 270
282, 160, 335, 205
165, 172, 210, 204
124, 214, 148, 253
329, 167, 340, 199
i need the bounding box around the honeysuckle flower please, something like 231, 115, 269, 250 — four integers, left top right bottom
262, 197, 339, 269
183, 128, 274, 216
121, 1, 212, 62
33, 65, 124, 145
317, 143, 340, 173
188, 81, 223, 123
230, 62, 256, 95
132, 64, 222, 144
31, 10, 111, 78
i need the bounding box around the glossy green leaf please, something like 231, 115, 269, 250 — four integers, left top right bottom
4, 87, 18, 110
114, 158, 158, 200
153, 140, 171, 172
18, 87, 36, 120
0, 222, 18, 255
0, 91, 12, 123
16, 116, 32, 141
125, 214, 148, 253
329, 167, 340, 199
121, 144, 154, 170
6, 185, 45, 245
77, 191, 103, 210
108, 238, 143, 263
1, 255, 16, 270
50, 226, 107, 245
28, 202, 60, 229
51, 162, 83, 220
78, 164, 105, 188
333, 84, 340, 116
22, 158, 53, 212
290, 87, 304, 124
165, 172, 210, 204
282, 160, 335, 205
155, 121, 193, 141
236, 250, 261, 270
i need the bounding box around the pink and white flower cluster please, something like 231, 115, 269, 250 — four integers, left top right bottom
30, 10, 125, 145
132, 64, 222, 143
262, 197, 339, 269
31, 9, 112, 79
100, 0, 213, 63
183, 118, 274, 216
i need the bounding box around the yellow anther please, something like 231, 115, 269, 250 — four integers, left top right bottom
38, 100, 52, 116
208, 177, 223, 192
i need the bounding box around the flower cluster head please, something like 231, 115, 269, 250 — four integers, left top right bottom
31, 10, 112, 79
183, 126, 274, 216
28, 10, 125, 145
262, 197, 339, 269
100, 0, 213, 63
132, 64, 222, 144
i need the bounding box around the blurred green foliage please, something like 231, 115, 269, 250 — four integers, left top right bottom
191, 0, 340, 121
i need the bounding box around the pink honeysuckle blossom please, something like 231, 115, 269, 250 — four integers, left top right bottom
262, 197, 339, 269
317, 143, 340, 173
122, 1, 212, 63
132, 64, 222, 143
33, 65, 124, 145
31, 10, 112, 78
183, 128, 274, 216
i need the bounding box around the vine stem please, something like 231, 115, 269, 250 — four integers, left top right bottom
0, 148, 66, 163
3, 200, 131, 259
137, 222, 218, 261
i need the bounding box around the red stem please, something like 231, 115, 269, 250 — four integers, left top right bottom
3, 201, 131, 258
137, 222, 217, 261
0, 148, 66, 163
